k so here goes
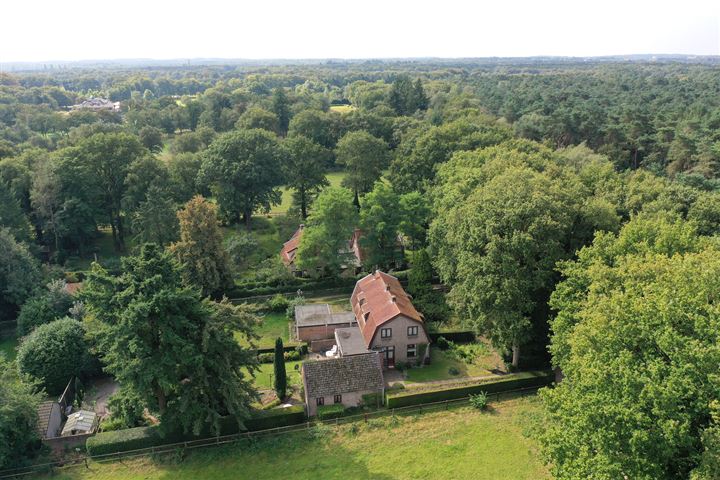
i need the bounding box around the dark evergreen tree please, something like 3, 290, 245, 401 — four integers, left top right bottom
273, 337, 287, 400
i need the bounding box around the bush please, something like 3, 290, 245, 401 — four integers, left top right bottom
266, 294, 290, 313
436, 336, 450, 350
16, 318, 98, 394
107, 389, 146, 429
16, 281, 73, 336
317, 404, 345, 420
385, 370, 554, 408
258, 353, 274, 363
448, 367, 460, 376
257, 350, 301, 363
469, 392, 489, 410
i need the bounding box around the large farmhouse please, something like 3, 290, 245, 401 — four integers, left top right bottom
349, 271, 430, 367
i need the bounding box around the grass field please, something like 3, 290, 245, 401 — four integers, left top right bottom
405, 346, 502, 383
45, 396, 549, 480
270, 171, 346, 214
250, 360, 302, 389
0, 336, 18, 361
235, 311, 294, 349
329, 104, 357, 114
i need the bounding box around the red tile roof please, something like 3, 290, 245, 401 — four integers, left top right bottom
351, 271, 423, 345
280, 225, 304, 266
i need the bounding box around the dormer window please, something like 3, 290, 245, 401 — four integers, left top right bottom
364, 312, 370, 321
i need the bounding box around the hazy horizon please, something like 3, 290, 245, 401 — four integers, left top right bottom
1, 0, 718, 63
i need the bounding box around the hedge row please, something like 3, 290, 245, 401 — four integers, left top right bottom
385, 370, 554, 408
230, 276, 359, 298
86, 405, 307, 457
255, 344, 308, 355
230, 270, 409, 298
316, 404, 345, 420
243, 405, 306, 431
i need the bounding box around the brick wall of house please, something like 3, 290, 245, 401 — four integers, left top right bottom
370, 315, 430, 366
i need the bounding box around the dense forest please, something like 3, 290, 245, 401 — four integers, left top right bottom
1, 59, 720, 479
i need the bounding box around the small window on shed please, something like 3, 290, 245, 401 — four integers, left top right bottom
316, 397, 325, 406
334, 394, 342, 404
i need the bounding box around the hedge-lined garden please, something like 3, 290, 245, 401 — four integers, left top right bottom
386, 370, 554, 408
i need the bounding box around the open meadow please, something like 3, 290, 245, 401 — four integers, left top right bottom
43, 396, 549, 480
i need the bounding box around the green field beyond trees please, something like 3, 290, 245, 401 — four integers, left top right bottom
46, 397, 548, 480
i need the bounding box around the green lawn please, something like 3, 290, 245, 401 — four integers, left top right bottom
405, 345, 502, 383
270, 171, 346, 214
329, 104, 357, 114
45, 396, 549, 480
235, 311, 294, 349
0, 336, 18, 361
250, 360, 302, 389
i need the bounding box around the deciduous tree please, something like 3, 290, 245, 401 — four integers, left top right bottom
336, 131, 389, 207
296, 187, 358, 276
198, 129, 284, 227
170, 196, 233, 298
282, 136, 329, 219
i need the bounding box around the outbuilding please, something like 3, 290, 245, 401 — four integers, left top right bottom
302, 352, 384, 416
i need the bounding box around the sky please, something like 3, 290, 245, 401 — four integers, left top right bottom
0, 0, 718, 62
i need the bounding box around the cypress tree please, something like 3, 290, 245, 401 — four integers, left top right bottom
273, 337, 287, 400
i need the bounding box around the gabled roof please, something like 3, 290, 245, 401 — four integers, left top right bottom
351, 271, 423, 345
302, 352, 384, 397
280, 225, 304, 266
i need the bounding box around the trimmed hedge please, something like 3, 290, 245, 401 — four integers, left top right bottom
256, 344, 308, 355
316, 404, 345, 420
385, 370, 554, 408
86, 426, 169, 456
243, 405, 306, 431
87, 405, 307, 457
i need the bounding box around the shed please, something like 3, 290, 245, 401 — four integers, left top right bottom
295, 304, 357, 342
61, 410, 97, 436
36, 401, 63, 439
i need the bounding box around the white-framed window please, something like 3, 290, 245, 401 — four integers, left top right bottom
407, 325, 419, 337
407, 344, 417, 358
381, 328, 392, 339
334, 394, 342, 404
316, 397, 324, 406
